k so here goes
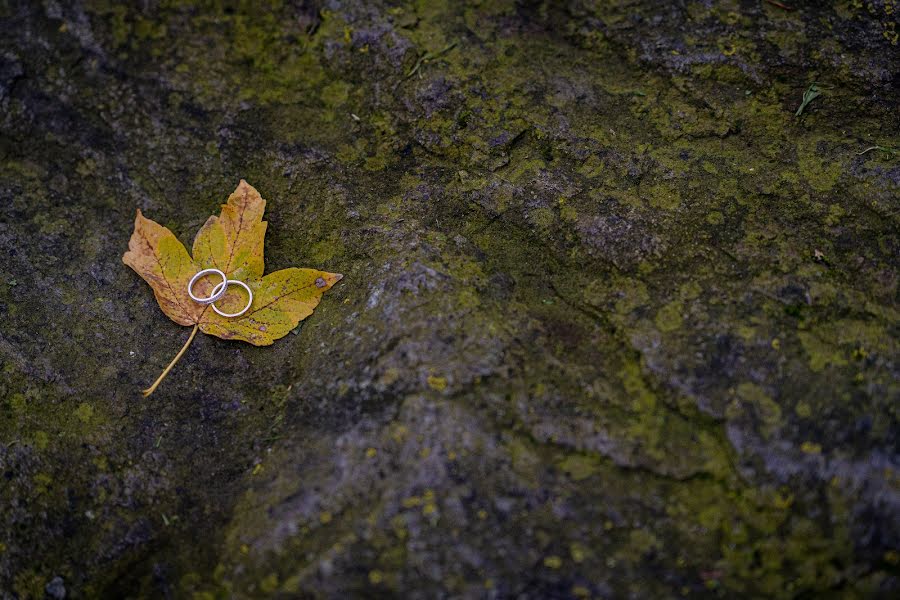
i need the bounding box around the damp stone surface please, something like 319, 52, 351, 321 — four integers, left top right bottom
0, 1, 898, 598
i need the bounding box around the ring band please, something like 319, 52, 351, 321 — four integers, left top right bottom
212, 279, 253, 318
187, 268, 227, 304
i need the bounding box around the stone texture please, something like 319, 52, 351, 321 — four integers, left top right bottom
0, 1, 897, 598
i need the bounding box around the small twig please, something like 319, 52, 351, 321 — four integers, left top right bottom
857, 145, 899, 157
764, 0, 795, 10
403, 41, 457, 81
142, 324, 199, 397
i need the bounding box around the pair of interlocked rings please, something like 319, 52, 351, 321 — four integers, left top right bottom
187, 268, 253, 318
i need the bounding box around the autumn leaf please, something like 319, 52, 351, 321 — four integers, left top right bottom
123, 180, 342, 395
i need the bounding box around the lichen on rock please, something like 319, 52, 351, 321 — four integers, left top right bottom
0, 0, 897, 598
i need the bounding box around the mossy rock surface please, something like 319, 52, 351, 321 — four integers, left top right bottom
1, 1, 898, 598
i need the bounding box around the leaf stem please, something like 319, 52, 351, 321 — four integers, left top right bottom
142, 324, 199, 397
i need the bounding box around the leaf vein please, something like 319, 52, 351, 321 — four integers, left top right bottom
139, 229, 195, 322
240, 279, 321, 318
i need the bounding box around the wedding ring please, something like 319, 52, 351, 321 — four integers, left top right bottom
187, 268, 227, 304
212, 279, 253, 318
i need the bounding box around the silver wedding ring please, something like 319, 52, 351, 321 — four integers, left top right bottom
210, 279, 253, 318
187, 269, 253, 318
187, 268, 227, 304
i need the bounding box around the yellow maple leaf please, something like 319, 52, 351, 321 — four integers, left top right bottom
123, 180, 342, 395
